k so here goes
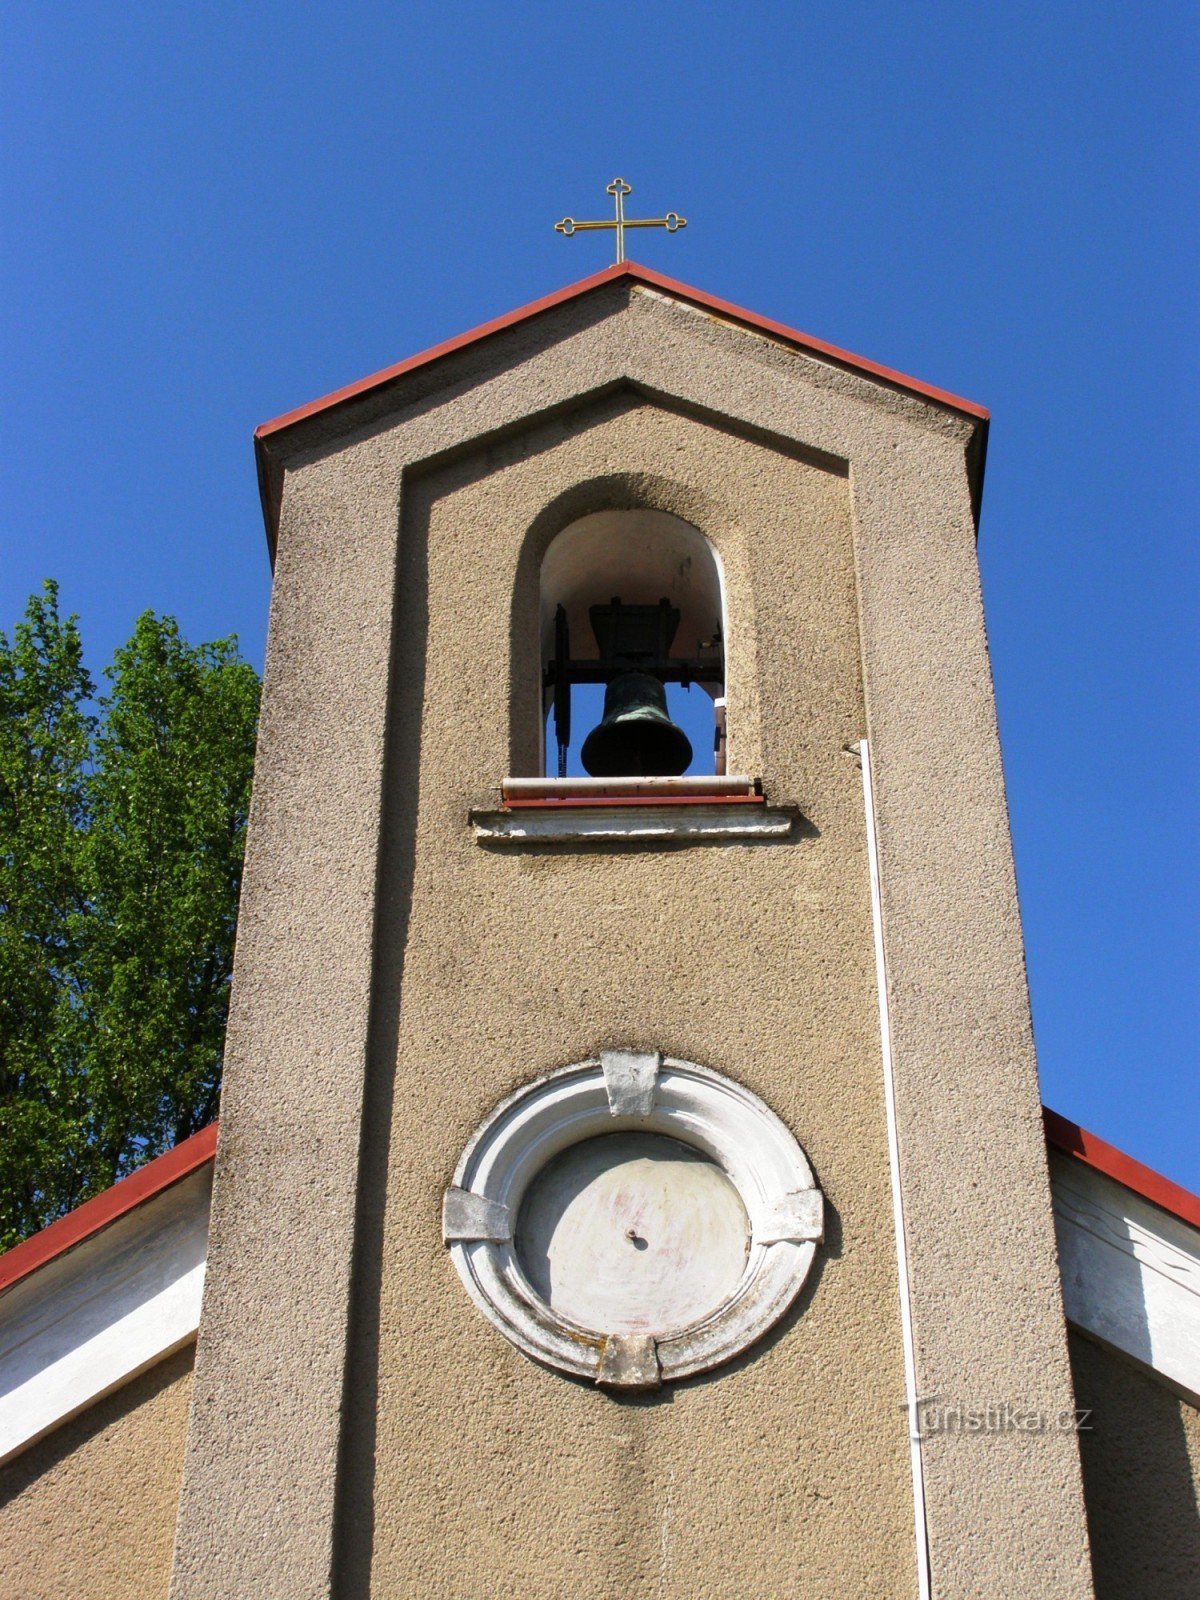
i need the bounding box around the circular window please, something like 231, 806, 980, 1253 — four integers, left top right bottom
517, 1131, 750, 1336
442, 1052, 823, 1388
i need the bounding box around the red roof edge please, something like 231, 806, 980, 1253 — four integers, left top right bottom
254, 260, 988, 445
253, 261, 990, 555
0, 1122, 219, 1296
255, 261, 626, 442
1044, 1107, 1200, 1231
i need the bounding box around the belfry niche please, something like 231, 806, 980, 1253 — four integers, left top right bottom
538, 508, 726, 779
169, 262, 1098, 1599
476, 480, 799, 846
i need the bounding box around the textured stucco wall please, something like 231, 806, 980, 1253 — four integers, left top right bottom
341, 399, 912, 1597
0, 1345, 193, 1600
1069, 1330, 1200, 1598
172, 281, 1092, 1598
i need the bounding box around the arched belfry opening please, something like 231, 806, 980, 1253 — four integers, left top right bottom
538, 509, 726, 779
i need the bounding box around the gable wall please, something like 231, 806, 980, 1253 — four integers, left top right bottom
172, 284, 1092, 1598
1069, 1330, 1200, 1598
348, 395, 912, 1596
0, 1345, 193, 1600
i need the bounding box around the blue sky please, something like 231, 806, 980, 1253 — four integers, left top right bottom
3, 4, 1196, 1186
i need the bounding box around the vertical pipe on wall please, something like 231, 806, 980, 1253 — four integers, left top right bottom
859, 738, 932, 1600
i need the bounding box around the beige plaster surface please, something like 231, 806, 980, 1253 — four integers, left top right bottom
345, 401, 911, 1597
1069, 1329, 1200, 1599
0, 1344, 193, 1600
172, 280, 1092, 1597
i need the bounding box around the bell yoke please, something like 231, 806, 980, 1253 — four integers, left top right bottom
545, 596, 724, 778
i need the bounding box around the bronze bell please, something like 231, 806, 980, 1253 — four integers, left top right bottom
580, 671, 693, 777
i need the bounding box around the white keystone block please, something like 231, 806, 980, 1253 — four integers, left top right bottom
755, 1189, 824, 1245
601, 1049, 661, 1118
442, 1189, 511, 1244
596, 1334, 661, 1390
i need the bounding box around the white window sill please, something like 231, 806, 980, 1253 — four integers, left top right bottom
471, 776, 799, 845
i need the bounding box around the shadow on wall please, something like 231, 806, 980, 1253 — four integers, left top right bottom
329, 480, 431, 1595
1052, 1154, 1200, 1594
1068, 1329, 1200, 1599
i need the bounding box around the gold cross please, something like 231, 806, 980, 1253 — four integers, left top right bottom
555, 178, 686, 265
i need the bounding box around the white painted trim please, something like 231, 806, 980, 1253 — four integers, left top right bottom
471, 802, 796, 844
1051, 1149, 1200, 1402
443, 1054, 823, 1387
0, 1166, 211, 1463
859, 739, 931, 1600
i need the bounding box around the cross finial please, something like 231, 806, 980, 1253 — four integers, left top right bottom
555, 177, 686, 265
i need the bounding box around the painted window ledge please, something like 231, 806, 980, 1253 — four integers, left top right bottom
471, 775, 798, 844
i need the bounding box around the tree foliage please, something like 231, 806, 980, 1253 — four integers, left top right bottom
0, 583, 259, 1248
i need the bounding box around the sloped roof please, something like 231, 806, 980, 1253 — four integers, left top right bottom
0, 1123, 217, 1295
253, 261, 989, 551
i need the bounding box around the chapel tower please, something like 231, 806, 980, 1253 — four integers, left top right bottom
168, 262, 1095, 1598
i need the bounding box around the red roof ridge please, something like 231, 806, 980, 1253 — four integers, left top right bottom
254, 259, 990, 445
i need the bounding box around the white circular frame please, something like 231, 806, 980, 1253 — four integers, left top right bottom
443, 1054, 823, 1386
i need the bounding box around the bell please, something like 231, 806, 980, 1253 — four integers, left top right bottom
581, 671, 693, 777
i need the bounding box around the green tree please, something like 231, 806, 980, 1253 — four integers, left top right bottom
0, 584, 259, 1248
0, 583, 96, 1236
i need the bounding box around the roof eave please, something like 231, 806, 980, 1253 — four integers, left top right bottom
0, 1123, 218, 1297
